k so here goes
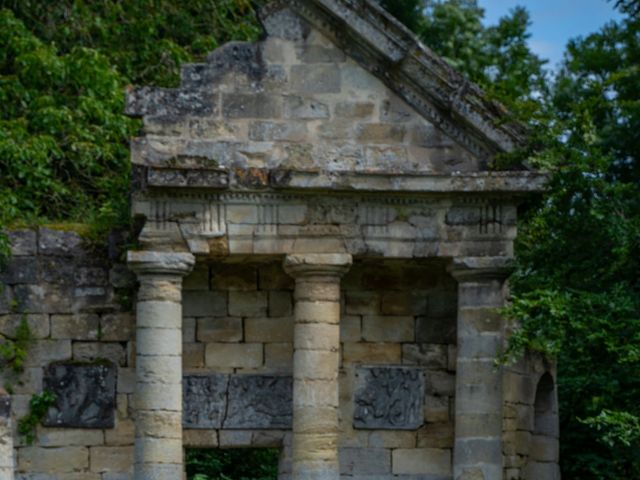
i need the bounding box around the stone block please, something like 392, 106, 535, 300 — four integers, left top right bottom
105, 418, 134, 446
345, 291, 380, 315
183, 290, 227, 317
7, 229, 36, 255
402, 344, 448, 369
38, 228, 83, 256
73, 342, 126, 367
530, 434, 559, 462
290, 65, 341, 93
265, 342, 293, 371
89, 446, 133, 473
43, 362, 116, 428
284, 96, 329, 119
423, 395, 450, 424
109, 264, 136, 289
218, 430, 253, 447
183, 266, 209, 290
100, 313, 134, 342
183, 374, 228, 429
380, 96, 416, 123
50, 314, 99, 340
381, 291, 428, 315
353, 366, 425, 430
339, 447, 391, 475
224, 375, 292, 429
364, 146, 408, 171
245, 316, 293, 343
362, 316, 414, 342
23, 340, 71, 367
205, 343, 263, 369
0, 257, 37, 284
74, 267, 108, 287
417, 422, 454, 449
0, 314, 49, 339
222, 93, 282, 118
18, 446, 89, 473
392, 448, 451, 475
197, 317, 242, 342
211, 264, 257, 291
229, 291, 268, 317
269, 290, 293, 317
184, 429, 218, 448
340, 315, 361, 342
425, 371, 455, 396
249, 121, 307, 142
183, 342, 205, 369
298, 44, 346, 63
13, 284, 72, 313
416, 316, 456, 345
334, 101, 375, 119
367, 431, 415, 448
38, 257, 75, 285
356, 123, 406, 143
38, 428, 104, 447
342, 343, 401, 364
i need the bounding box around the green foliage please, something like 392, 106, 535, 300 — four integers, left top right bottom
185, 448, 279, 480
0, 1, 262, 240
17, 389, 56, 445
0, 315, 34, 378
502, 10, 640, 479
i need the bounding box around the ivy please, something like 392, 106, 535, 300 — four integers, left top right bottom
0, 315, 34, 391
17, 389, 57, 445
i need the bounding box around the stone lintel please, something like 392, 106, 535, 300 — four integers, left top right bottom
449, 256, 513, 282
127, 250, 195, 276
142, 167, 548, 194
284, 253, 352, 278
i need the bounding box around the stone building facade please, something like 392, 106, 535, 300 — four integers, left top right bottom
0, 1, 559, 479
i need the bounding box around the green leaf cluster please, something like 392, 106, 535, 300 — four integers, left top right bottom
17, 389, 56, 445
186, 448, 279, 480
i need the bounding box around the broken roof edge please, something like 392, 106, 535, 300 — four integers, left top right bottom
261, 0, 529, 161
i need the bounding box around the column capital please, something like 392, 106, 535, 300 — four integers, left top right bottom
448, 256, 513, 282
127, 250, 195, 277
284, 253, 352, 278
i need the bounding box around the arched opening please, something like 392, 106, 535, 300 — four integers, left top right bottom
525, 372, 560, 480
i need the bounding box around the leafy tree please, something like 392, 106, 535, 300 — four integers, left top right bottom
0, 1, 262, 250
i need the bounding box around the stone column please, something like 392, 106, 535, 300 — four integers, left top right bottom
0, 389, 13, 480
449, 257, 511, 480
284, 253, 352, 480
128, 251, 195, 480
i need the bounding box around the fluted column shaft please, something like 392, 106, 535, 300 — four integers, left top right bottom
450, 257, 511, 480
284, 253, 352, 480
128, 251, 195, 480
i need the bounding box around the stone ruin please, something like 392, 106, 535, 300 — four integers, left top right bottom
0, 0, 560, 479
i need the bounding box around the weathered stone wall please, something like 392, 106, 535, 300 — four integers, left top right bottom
1, 228, 465, 479
127, 12, 480, 190
0, 228, 136, 479
181, 258, 458, 478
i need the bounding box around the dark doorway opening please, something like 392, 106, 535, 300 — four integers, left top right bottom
186, 448, 280, 480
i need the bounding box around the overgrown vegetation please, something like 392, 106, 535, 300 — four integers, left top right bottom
186, 448, 279, 480
0, 0, 263, 255
0, 315, 34, 392
17, 389, 56, 445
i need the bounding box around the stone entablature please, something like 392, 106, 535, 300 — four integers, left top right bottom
0, 1, 560, 479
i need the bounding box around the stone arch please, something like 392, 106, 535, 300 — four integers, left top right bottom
524, 372, 560, 479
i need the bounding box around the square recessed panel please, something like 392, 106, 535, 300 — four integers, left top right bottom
353, 366, 425, 430
43, 362, 116, 428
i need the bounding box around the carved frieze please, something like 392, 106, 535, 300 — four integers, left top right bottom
43, 362, 117, 429
182, 374, 292, 430
353, 366, 425, 430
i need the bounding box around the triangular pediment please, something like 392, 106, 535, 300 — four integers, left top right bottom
126, 0, 529, 182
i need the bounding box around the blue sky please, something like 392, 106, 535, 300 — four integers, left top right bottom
479, 0, 623, 68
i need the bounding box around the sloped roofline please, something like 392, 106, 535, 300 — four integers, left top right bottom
261, 0, 528, 161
